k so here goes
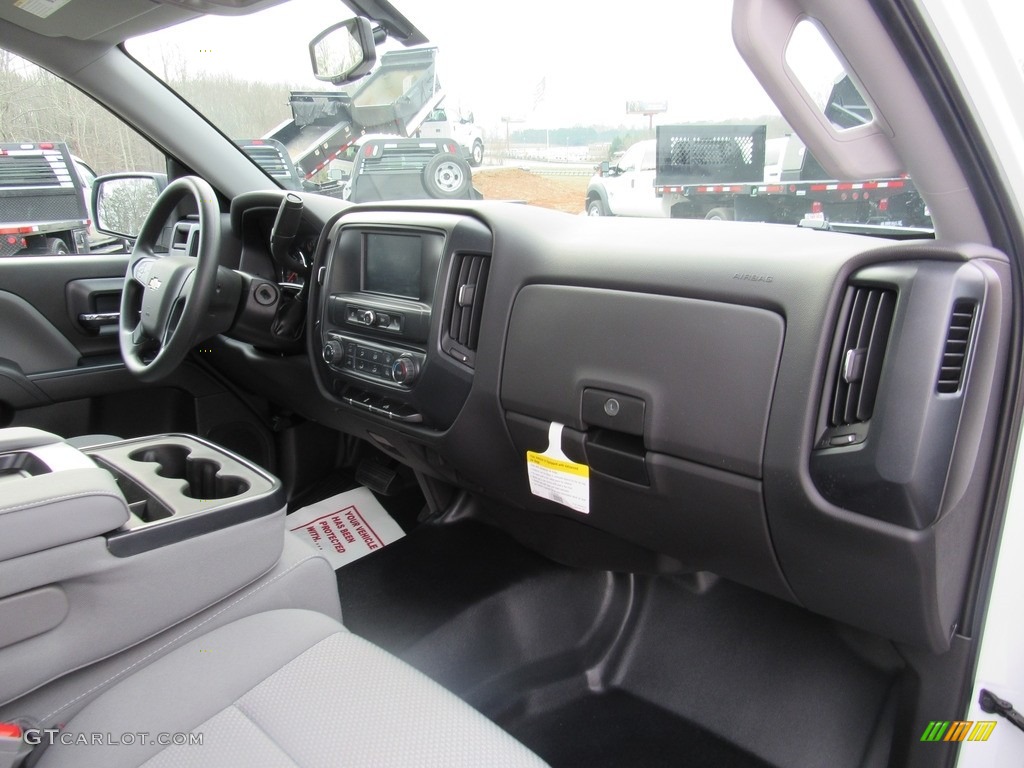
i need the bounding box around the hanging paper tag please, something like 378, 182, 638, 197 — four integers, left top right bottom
526, 422, 590, 514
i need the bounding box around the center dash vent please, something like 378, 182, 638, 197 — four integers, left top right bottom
442, 253, 489, 366
829, 286, 896, 427
937, 300, 977, 393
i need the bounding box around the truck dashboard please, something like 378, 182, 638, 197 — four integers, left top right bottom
217, 191, 1009, 653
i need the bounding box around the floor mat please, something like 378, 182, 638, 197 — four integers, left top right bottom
506, 690, 777, 768
336, 520, 559, 654
287, 486, 405, 569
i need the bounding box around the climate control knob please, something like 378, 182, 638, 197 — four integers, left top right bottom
322, 339, 344, 365
391, 355, 420, 386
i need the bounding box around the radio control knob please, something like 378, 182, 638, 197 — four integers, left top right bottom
391, 355, 420, 385
356, 309, 376, 326
322, 339, 344, 365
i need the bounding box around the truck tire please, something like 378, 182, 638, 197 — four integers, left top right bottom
470, 140, 484, 167
45, 237, 70, 255
587, 197, 608, 216
705, 207, 735, 221
423, 154, 472, 199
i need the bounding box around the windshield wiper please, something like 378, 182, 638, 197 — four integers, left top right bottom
797, 218, 935, 240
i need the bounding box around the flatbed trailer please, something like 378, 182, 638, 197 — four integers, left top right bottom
0, 142, 90, 257
657, 172, 928, 228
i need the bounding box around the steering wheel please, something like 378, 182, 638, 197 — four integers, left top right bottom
120, 176, 222, 383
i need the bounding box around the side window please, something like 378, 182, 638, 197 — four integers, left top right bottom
75, 160, 98, 188
618, 144, 644, 172
641, 147, 657, 172
0, 46, 164, 257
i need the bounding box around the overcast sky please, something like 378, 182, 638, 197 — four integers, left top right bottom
131, 0, 1022, 134
129, 0, 834, 132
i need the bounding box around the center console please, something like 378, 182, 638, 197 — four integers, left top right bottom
87, 434, 282, 556
0, 427, 341, 724
312, 211, 493, 429
0, 428, 290, 705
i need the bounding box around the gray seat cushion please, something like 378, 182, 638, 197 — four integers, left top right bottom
37, 609, 547, 768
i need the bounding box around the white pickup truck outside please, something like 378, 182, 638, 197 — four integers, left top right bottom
419, 105, 485, 166
585, 139, 663, 217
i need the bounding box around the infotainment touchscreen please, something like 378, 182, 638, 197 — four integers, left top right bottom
363, 233, 422, 300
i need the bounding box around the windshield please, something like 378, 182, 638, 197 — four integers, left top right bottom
122, 0, 1012, 232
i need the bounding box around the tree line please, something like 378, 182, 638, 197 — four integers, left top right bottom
0, 49, 291, 175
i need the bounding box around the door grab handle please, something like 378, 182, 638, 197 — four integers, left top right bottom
78, 312, 120, 330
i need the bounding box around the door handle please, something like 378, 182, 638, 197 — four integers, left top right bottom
78, 312, 120, 330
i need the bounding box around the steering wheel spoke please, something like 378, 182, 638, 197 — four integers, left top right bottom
128, 253, 158, 289
159, 295, 187, 348
121, 319, 157, 364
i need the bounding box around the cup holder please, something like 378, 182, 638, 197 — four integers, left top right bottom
130, 445, 190, 479
128, 444, 250, 500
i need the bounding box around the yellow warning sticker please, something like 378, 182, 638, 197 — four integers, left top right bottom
526, 423, 590, 514
526, 451, 590, 477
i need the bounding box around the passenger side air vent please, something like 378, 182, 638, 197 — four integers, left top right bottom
442, 253, 489, 367
829, 286, 896, 427
936, 300, 976, 393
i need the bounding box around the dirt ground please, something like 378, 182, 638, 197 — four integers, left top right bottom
472, 168, 589, 214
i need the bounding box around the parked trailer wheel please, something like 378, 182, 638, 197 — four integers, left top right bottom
45, 237, 70, 255
705, 207, 735, 221
470, 140, 484, 167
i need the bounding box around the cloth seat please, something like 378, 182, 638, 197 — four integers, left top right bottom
36, 609, 547, 768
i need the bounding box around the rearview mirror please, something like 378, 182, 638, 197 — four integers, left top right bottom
93, 173, 166, 240
310, 18, 378, 85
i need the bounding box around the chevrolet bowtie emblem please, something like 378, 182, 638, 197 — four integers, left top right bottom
148, 277, 162, 290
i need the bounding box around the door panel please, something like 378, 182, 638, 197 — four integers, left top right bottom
0, 291, 83, 374
0, 254, 134, 420
0, 254, 129, 360
0, 252, 277, 470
